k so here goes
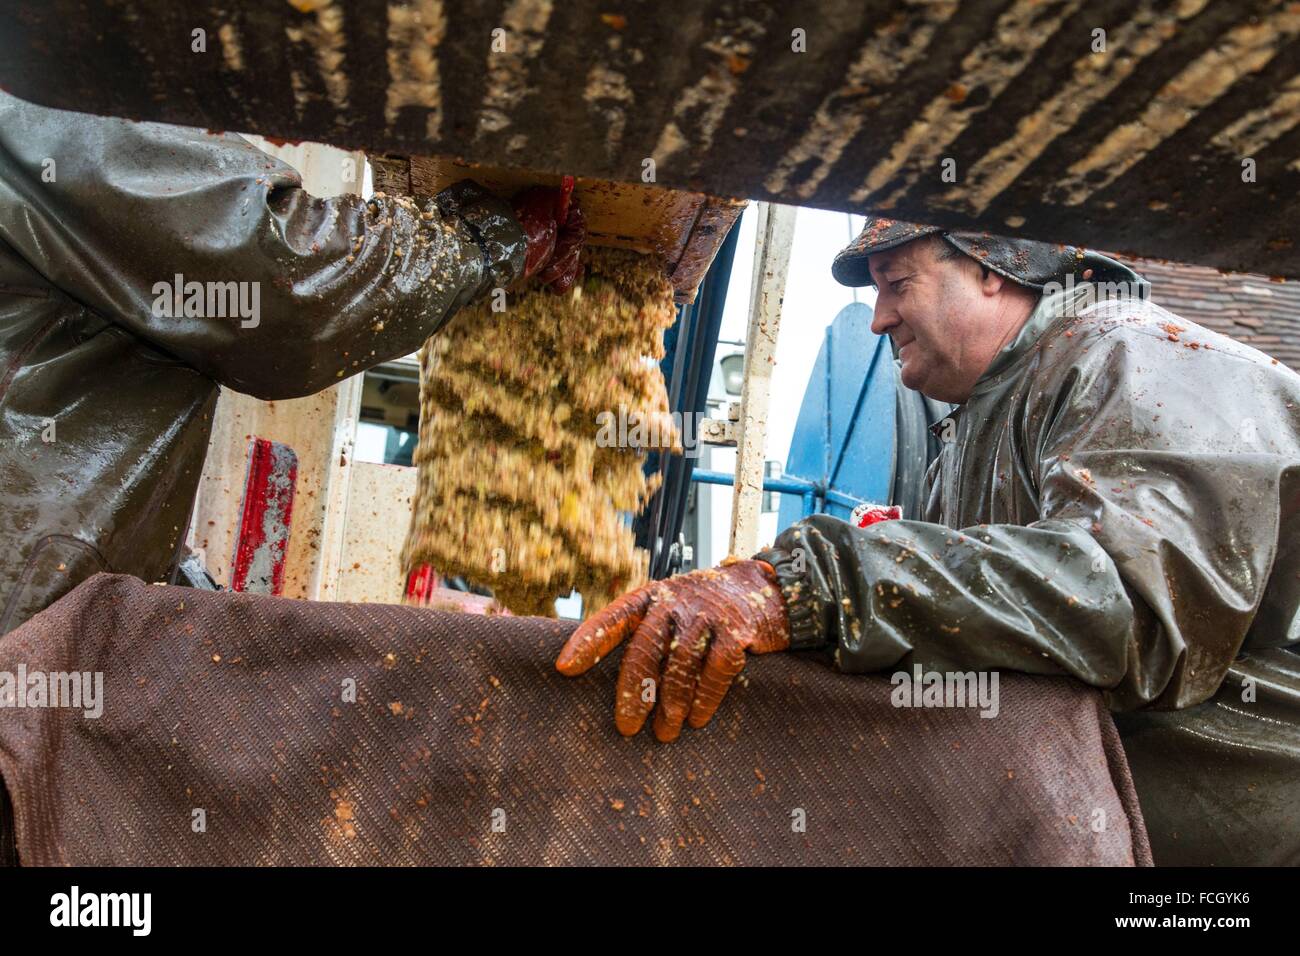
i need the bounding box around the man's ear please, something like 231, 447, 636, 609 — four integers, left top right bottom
980, 267, 1007, 297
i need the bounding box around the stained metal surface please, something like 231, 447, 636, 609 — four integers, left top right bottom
370, 154, 745, 302
1, 0, 1297, 277
231, 438, 299, 596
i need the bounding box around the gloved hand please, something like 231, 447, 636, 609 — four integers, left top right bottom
512, 175, 585, 291
536, 201, 586, 293
556, 558, 790, 742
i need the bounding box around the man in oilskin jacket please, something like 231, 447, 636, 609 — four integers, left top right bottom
559, 218, 1300, 865
0, 90, 582, 634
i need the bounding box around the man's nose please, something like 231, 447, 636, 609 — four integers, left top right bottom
871, 301, 900, 337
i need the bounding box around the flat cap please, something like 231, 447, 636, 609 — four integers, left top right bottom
832, 217, 1143, 292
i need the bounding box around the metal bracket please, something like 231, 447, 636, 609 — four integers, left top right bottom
699, 418, 739, 446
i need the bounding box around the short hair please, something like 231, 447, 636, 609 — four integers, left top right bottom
930, 234, 989, 278
931, 236, 964, 262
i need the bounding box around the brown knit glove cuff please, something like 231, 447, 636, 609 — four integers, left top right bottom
753, 547, 828, 651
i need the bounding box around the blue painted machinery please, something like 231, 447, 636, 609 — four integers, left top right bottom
691, 302, 949, 534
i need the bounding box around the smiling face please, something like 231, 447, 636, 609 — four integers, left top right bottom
867, 236, 1037, 404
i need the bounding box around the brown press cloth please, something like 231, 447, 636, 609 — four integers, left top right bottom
0, 573, 1150, 866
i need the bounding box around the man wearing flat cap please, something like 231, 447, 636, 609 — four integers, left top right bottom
559, 217, 1300, 861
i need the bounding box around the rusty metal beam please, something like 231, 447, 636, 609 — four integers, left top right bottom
730, 201, 795, 558
2, 0, 1298, 277
370, 154, 745, 302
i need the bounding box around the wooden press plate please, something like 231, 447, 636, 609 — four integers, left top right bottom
370, 154, 746, 304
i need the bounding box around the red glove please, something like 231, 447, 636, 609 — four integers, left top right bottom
851, 503, 902, 528
512, 175, 584, 290
556, 559, 790, 743
536, 202, 586, 293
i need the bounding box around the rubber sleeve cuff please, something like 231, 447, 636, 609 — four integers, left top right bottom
753, 547, 829, 651
434, 180, 528, 292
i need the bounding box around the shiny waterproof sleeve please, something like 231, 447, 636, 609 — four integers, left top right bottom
760, 322, 1300, 711
0, 92, 525, 399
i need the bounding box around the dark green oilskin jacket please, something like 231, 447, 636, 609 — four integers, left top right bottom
760, 284, 1300, 864
0, 90, 525, 634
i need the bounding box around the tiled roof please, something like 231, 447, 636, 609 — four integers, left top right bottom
1118, 255, 1300, 371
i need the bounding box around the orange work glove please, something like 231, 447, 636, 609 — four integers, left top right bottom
555, 558, 790, 742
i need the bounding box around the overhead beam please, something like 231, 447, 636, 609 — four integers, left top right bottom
3, 1, 1299, 278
